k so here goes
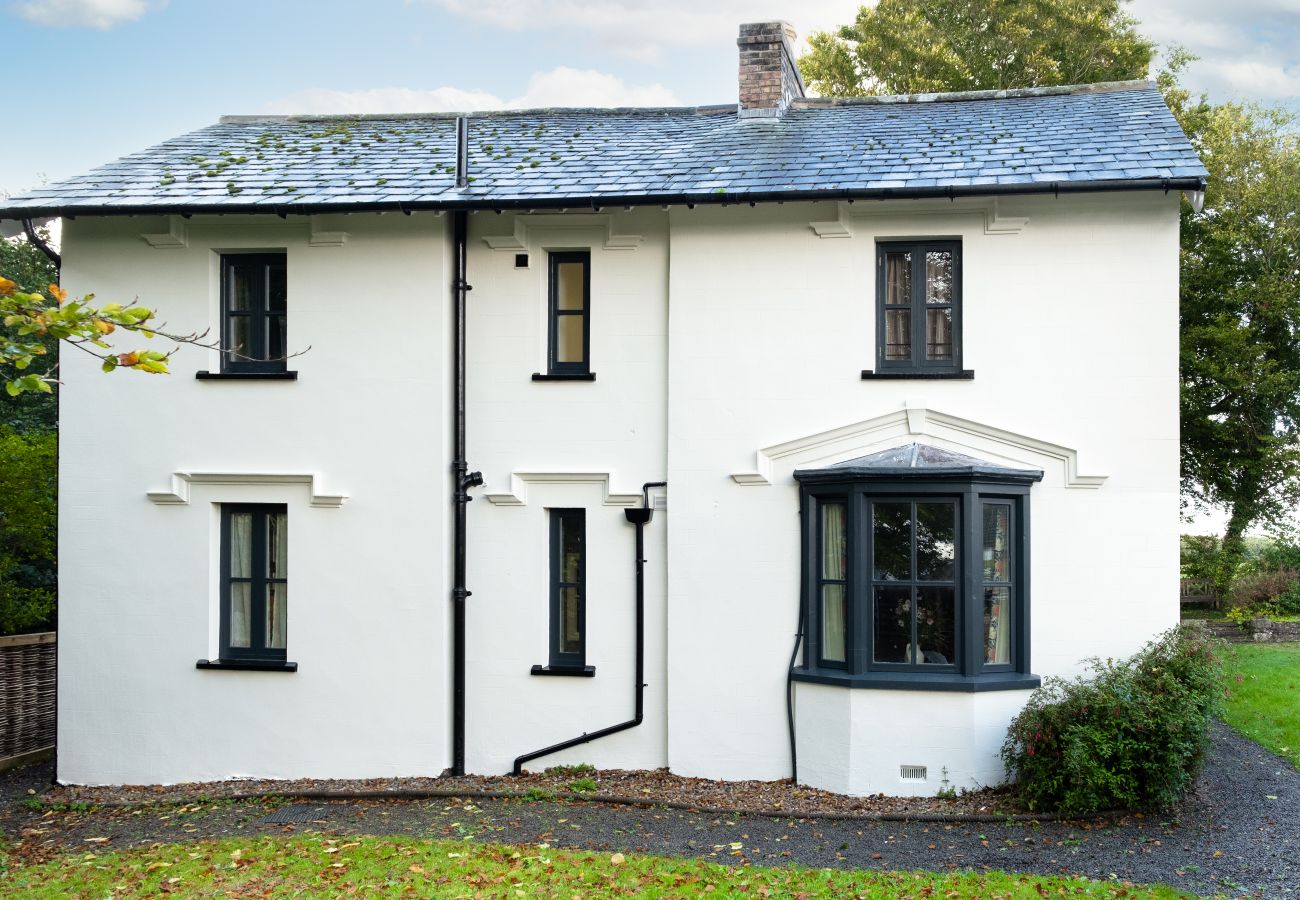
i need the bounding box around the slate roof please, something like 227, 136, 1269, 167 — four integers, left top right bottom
0, 81, 1205, 218
795, 443, 1044, 483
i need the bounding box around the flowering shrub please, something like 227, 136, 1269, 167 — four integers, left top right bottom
1000, 627, 1223, 814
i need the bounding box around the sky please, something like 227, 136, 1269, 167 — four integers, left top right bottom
2, 0, 1298, 198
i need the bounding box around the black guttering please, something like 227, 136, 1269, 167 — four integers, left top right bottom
511, 481, 665, 776
449, 115, 483, 777
0, 177, 1209, 221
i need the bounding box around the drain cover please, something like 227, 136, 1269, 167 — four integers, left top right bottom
257, 803, 339, 825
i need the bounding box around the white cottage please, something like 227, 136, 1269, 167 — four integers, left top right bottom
1, 22, 1205, 796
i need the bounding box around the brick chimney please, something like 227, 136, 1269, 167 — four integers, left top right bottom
737, 21, 806, 119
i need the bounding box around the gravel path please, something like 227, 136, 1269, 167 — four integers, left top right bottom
2, 723, 1295, 898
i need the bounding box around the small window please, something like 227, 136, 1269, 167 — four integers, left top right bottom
876, 241, 961, 373
221, 253, 287, 373
549, 508, 586, 669
547, 251, 590, 375
220, 504, 288, 662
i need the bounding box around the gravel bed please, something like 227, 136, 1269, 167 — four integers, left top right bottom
43, 762, 1020, 820
2, 723, 1295, 898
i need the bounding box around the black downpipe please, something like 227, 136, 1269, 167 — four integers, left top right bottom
512, 481, 665, 775
785, 598, 806, 785
450, 115, 481, 777
21, 218, 60, 267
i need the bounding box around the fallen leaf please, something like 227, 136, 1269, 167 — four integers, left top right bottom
610, 852, 626, 865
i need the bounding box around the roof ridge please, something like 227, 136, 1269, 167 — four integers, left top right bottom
218, 105, 737, 125
794, 79, 1155, 109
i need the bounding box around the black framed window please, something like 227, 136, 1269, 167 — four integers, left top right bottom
219, 504, 287, 663
221, 253, 287, 374
549, 508, 586, 669
547, 251, 590, 375
876, 240, 961, 373
794, 447, 1039, 692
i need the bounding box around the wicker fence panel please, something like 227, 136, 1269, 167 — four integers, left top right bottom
0, 632, 56, 762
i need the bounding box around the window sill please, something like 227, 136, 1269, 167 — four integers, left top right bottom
531, 373, 596, 382
196, 658, 298, 672
530, 664, 596, 677
792, 667, 1038, 692
196, 371, 298, 381
860, 370, 974, 381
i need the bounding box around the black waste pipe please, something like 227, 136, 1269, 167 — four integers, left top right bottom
449, 115, 482, 777
512, 481, 665, 775
785, 598, 806, 785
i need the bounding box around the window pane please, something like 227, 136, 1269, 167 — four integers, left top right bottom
916, 502, 956, 581
925, 308, 953, 361
821, 502, 846, 580
983, 503, 1012, 581
228, 267, 252, 311
556, 314, 585, 363
268, 315, 286, 360
266, 583, 287, 650
560, 515, 581, 584
229, 583, 251, 648
884, 309, 911, 361
267, 512, 287, 579
984, 586, 1011, 665
556, 261, 586, 310
872, 502, 911, 581
821, 584, 846, 663
268, 263, 287, 312
873, 586, 911, 663
228, 315, 251, 359
229, 513, 252, 578
916, 586, 956, 665
925, 251, 953, 305
559, 587, 581, 654
885, 251, 911, 306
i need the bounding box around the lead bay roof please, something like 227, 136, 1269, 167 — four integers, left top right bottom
0, 81, 1206, 218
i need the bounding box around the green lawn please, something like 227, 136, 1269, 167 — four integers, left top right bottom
0, 835, 1196, 899
1222, 643, 1300, 769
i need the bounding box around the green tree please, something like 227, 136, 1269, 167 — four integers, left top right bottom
0, 426, 56, 634
0, 233, 58, 432
1175, 97, 1300, 597
799, 0, 1154, 97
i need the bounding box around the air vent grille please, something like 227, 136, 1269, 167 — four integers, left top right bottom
899, 765, 927, 782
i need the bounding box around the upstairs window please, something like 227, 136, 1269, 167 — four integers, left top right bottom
221, 253, 286, 374
546, 251, 590, 376
220, 504, 287, 663
876, 241, 961, 373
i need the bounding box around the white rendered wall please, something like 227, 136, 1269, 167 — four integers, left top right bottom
57, 213, 452, 784
664, 194, 1182, 791
463, 210, 669, 774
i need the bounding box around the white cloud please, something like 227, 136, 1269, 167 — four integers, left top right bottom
1129, 0, 1300, 101
264, 66, 678, 115
423, 0, 858, 59
9, 0, 164, 28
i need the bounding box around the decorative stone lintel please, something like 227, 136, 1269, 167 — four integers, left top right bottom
147, 472, 347, 508
484, 472, 642, 507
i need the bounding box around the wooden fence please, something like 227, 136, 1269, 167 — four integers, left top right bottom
0, 632, 55, 770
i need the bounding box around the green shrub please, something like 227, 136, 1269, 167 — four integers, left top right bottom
1230, 568, 1298, 611
0, 428, 56, 635
543, 763, 594, 777
1000, 628, 1223, 814
567, 778, 598, 794
1179, 534, 1224, 580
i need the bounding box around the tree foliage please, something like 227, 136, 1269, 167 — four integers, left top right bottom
0, 427, 56, 634
0, 234, 58, 432
1172, 87, 1300, 593
799, 0, 1154, 97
